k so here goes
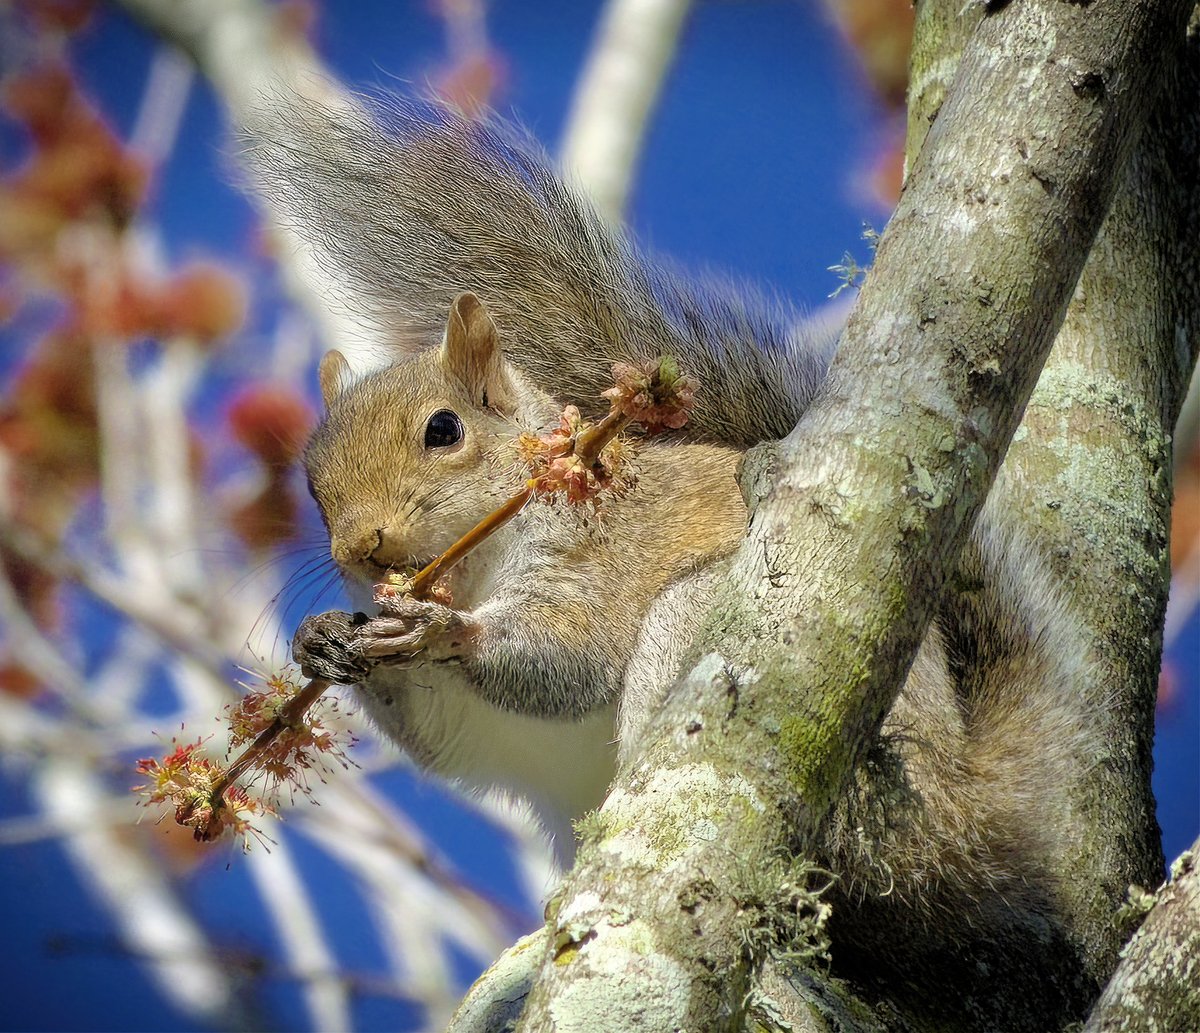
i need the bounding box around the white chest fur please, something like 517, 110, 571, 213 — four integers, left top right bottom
355, 662, 618, 863
340, 522, 620, 862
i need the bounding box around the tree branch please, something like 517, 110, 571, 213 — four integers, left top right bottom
114, 0, 393, 371
1084, 840, 1200, 1031
906, 0, 1200, 985
505, 1, 1197, 1028
559, 0, 693, 221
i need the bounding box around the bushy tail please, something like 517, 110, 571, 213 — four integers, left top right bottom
242, 93, 836, 447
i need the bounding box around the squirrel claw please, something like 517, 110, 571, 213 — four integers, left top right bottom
292, 611, 375, 684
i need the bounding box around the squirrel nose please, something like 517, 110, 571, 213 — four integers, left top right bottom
330, 527, 385, 569
369, 529, 411, 569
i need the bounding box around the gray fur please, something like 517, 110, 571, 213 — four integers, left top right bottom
271, 95, 1100, 1026
242, 93, 836, 445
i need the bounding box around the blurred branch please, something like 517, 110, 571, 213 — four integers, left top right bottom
113, 0, 392, 371
1175, 363, 1200, 473
141, 339, 206, 599
34, 759, 240, 1026
311, 778, 530, 936
128, 44, 195, 164
245, 840, 352, 1032
0, 517, 228, 677
1164, 537, 1200, 647
560, 0, 693, 221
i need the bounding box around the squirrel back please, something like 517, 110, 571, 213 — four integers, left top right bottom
243, 94, 837, 447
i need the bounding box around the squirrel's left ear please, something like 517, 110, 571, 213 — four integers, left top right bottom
318, 350, 354, 408
440, 292, 517, 413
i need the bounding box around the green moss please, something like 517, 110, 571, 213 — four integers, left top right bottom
777, 711, 851, 810
572, 808, 610, 845
553, 942, 581, 967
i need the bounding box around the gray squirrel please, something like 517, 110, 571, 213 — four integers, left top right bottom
247, 97, 1099, 1028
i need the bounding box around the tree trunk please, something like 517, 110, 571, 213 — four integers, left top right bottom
504, 2, 1198, 1030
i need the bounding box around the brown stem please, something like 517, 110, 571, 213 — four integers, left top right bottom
574, 409, 634, 468
194, 374, 664, 833
206, 676, 332, 804
405, 484, 536, 599
406, 409, 633, 598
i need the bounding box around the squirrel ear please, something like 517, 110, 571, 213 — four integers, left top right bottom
441, 292, 516, 412
318, 350, 353, 408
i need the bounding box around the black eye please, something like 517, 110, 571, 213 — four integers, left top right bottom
424, 409, 464, 449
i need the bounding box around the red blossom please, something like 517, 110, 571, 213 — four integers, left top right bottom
601, 356, 698, 434
516, 406, 637, 508
134, 736, 272, 846
228, 473, 300, 551
18, 0, 96, 35
0, 660, 41, 700
227, 384, 313, 467
159, 261, 248, 344
2, 63, 77, 144
227, 669, 356, 793
273, 0, 319, 40
434, 49, 508, 118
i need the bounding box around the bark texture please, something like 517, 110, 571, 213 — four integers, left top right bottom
907, 0, 1200, 990
1085, 841, 1200, 1032
507, 2, 1198, 1029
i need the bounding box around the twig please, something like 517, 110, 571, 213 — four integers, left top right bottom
405, 486, 535, 599
560, 0, 694, 220
205, 676, 332, 803
0, 517, 229, 679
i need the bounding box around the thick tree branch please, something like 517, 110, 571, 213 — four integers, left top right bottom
506, 2, 1197, 1028
907, 0, 1200, 986
998, 17, 1200, 978
1085, 840, 1200, 1031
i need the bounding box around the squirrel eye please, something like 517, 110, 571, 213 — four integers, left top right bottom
424, 409, 464, 449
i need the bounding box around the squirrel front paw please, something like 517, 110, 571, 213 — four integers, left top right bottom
354, 598, 480, 664
292, 610, 376, 683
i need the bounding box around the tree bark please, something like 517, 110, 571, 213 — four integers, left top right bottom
506, 2, 1198, 1029
1085, 840, 1200, 1032
907, 0, 1200, 989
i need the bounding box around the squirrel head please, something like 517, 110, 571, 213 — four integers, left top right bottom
305, 292, 553, 588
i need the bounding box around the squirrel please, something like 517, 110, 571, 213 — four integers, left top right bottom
298, 290, 747, 852
252, 96, 1099, 1026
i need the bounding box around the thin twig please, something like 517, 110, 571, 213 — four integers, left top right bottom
206, 676, 332, 803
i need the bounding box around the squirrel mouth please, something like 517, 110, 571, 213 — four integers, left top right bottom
340, 557, 433, 588
376, 558, 435, 584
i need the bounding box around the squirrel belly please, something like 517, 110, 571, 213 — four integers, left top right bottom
355, 662, 619, 863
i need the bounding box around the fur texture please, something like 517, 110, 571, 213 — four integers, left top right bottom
243, 94, 837, 446
267, 96, 1099, 1026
